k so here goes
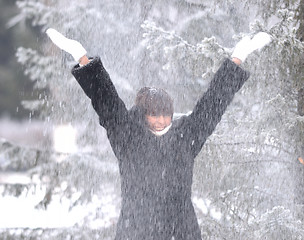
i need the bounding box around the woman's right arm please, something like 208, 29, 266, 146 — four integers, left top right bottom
71, 57, 128, 130
46, 29, 128, 130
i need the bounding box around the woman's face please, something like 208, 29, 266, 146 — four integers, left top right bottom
145, 115, 172, 132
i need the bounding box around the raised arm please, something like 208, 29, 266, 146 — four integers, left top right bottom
181, 32, 272, 157
71, 57, 128, 129
46, 28, 128, 130
189, 59, 249, 131
182, 58, 250, 157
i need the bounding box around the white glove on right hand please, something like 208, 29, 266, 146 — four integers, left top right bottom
46, 28, 87, 62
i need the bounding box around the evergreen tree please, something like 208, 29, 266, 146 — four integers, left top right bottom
0, 0, 303, 239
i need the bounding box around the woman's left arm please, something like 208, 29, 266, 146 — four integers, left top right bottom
184, 58, 250, 157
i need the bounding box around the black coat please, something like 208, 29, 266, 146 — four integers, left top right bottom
72, 57, 250, 240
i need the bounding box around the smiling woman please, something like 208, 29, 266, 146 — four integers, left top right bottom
46, 28, 271, 240
134, 86, 174, 135
145, 115, 172, 134
135, 87, 174, 117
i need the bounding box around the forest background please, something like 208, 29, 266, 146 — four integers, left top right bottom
0, 0, 304, 239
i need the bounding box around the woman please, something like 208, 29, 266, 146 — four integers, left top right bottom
46, 28, 271, 239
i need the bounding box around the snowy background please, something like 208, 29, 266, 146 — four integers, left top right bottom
0, 0, 304, 239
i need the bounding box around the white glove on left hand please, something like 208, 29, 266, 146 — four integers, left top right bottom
46, 28, 87, 62
232, 32, 272, 63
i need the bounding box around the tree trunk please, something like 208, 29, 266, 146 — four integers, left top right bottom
294, 0, 304, 208
298, 88, 304, 116
297, 0, 304, 116
296, 0, 304, 41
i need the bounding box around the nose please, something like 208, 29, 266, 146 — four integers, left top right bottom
156, 116, 165, 124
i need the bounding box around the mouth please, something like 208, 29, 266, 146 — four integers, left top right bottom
153, 126, 166, 131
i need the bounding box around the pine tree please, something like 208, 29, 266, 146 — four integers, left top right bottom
142, 1, 304, 238
1, 0, 304, 239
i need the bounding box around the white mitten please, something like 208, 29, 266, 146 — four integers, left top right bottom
46, 28, 87, 62
232, 32, 272, 63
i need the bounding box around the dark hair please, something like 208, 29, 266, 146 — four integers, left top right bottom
135, 87, 174, 116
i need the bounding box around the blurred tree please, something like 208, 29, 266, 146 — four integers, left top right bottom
0, 0, 40, 119
0, 0, 304, 239
142, 0, 304, 238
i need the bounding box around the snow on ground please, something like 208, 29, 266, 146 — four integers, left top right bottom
0, 183, 221, 230
0, 118, 119, 229
0, 185, 118, 229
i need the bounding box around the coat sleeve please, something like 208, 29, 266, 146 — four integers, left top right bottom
71, 57, 128, 130
182, 58, 250, 157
